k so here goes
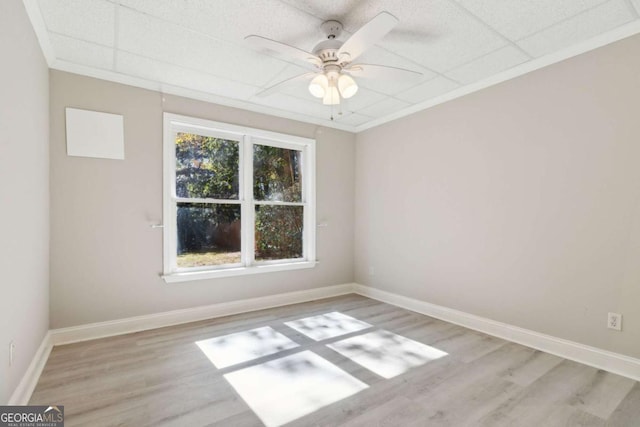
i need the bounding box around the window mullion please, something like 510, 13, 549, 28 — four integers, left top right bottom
174, 197, 241, 204
254, 200, 305, 207
164, 127, 177, 275
242, 135, 255, 266
305, 144, 316, 262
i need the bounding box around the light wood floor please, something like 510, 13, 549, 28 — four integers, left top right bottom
31, 295, 640, 426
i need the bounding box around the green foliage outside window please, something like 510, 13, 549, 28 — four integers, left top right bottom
253, 144, 303, 260
175, 134, 304, 263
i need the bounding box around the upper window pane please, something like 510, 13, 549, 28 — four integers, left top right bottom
253, 145, 302, 202
176, 133, 239, 200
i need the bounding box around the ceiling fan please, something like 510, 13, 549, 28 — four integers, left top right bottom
245, 12, 422, 108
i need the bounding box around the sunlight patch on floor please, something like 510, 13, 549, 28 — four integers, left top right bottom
284, 311, 372, 341
195, 326, 299, 368
328, 329, 448, 379
223, 350, 368, 427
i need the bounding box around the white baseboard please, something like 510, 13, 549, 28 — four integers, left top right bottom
50, 283, 356, 346
8, 331, 53, 405
15, 282, 639, 406
353, 284, 640, 382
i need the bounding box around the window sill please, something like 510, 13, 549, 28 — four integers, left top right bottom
162, 260, 318, 283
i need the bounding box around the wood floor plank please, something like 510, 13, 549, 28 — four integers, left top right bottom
29, 295, 640, 427
416, 375, 522, 426
339, 396, 429, 427
497, 348, 564, 387
539, 405, 606, 427
478, 360, 601, 427
606, 383, 640, 426
565, 369, 636, 420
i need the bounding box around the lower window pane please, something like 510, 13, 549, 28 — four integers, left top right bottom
177, 203, 241, 268
255, 205, 303, 261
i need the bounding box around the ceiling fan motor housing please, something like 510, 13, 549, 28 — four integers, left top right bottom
314, 20, 349, 66
320, 20, 343, 39
313, 39, 343, 63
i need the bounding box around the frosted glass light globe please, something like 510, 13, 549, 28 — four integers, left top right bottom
338, 74, 358, 99
308, 74, 329, 98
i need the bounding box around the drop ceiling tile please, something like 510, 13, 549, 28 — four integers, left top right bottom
116, 52, 260, 100
33, 0, 640, 130
396, 76, 460, 103
249, 92, 335, 121
117, 7, 289, 87
281, 0, 508, 73
264, 64, 316, 99
355, 76, 426, 96
328, 0, 508, 72
119, 0, 322, 51
351, 47, 436, 95
455, 0, 608, 41
334, 112, 374, 127
278, 0, 361, 21
357, 97, 411, 118
446, 45, 529, 84
355, 46, 435, 77
50, 34, 114, 70
38, 0, 115, 46
277, 80, 325, 103
517, 0, 635, 57
340, 87, 388, 111
354, 71, 433, 97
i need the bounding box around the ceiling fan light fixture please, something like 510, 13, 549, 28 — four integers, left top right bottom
338, 74, 358, 99
308, 74, 328, 98
322, 85, 340, 105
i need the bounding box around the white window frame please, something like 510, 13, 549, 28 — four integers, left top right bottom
162, 113, 316, 283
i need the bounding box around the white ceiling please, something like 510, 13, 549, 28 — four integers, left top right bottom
25, 0, 640, 132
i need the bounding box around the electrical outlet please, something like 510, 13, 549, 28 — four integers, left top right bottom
9, 341, 15, 366
608, 313, 622, 331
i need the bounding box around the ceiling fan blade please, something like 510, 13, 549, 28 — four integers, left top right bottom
255, 72, 316, 97
347, 63, 422, 80
245, 35, 321, 68
338, 12, 399, 62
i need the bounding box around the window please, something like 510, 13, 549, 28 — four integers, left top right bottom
162, 113, 316, 282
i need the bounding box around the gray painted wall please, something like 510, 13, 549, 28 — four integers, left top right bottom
0, 0, 50, 404
49, 70, 356, 328
355, 34, 640, 359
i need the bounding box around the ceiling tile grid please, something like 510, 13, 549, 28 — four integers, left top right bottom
247, 91, 339, 119
339, 88, 390, 112
115, 51, 260, 100
337, 112, 377, 127
516, 0, 637, 57
49, 33, 114, 70
30, 0, 640, 131
445, 45, 530, 84
38, 0, 115, 46
357, 97, 412, 118
454, 0, 610, 41
116, 7, 289, 88
119, 0, 323, 50
356, 0, 511, 72
396, 76, 460, 103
